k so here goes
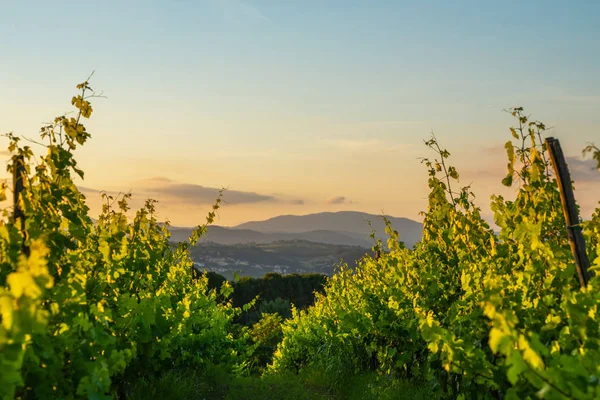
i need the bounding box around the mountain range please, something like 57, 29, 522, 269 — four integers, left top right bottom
169, 211, 423, 249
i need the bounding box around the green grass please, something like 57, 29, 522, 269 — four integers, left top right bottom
125, 368, 436, 400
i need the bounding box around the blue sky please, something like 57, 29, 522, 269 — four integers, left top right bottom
1, 0, 599, 225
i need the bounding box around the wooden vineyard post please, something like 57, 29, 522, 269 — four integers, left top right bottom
12, 154, 29, 257
545, 137, 591, 287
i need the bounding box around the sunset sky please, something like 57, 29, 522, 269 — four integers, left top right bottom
1, 0, 599, 227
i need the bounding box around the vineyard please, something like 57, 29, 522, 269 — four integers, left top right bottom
1, 80, 600, 400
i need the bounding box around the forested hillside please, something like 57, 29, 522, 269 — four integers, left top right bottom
188, 240, 369, 278
168, 225, 378, 248
205, 272, 328, 324
1, 81, 599, 400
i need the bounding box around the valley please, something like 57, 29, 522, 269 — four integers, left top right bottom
168, 211, 423, 278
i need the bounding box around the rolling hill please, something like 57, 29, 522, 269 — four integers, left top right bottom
167, 212, 423, 278
168, 211, 422, 248
233, 211, 423, 248
168, 225, 373, 247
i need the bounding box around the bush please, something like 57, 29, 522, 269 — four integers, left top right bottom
0, 80, 250, 399
248, 313, 284, 371
271, 109, 600, 399
259, 297, 292, 319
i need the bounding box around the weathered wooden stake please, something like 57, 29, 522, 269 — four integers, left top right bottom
12, 154, 30, 257
545, 137, 591, 287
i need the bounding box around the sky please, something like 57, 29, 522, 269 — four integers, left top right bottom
1, 0, 599, 227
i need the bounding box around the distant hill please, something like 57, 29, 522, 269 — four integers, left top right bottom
169, 226, 373, 248
233, 211, 422, 248
168, 211, 422, 249
167, 211, 422, 279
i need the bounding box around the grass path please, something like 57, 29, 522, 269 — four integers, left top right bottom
126, 369, 436, 400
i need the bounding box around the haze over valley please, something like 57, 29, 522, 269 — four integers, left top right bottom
169, 211, 423, 278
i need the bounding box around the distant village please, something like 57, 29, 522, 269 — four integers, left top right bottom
193, 258, 296, 278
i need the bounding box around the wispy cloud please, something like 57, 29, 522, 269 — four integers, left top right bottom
145, 176, 173, 184
334, 138, 382, 150
327, 138, 412, 153
78, 186, 102, 194
342, 120, 425, 127
215, 0, 270, 22
326, 196, 353, 205
567, 157, 600, 184
480, 144, 508, 156
539, 86, 600, 105
143, 178, 274, 205
80, 177, 305, 207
